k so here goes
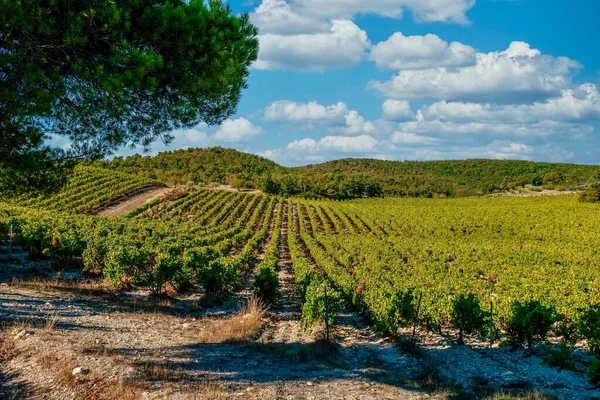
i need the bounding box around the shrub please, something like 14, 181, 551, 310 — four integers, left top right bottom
82, 236, 109, 275
201, 258, 238, 304
543, 171, 563, 185
301, 282, 341, 329
505, 301, 558, 348
254, 265, 279, 304
451, 293, 487, 345
578, 304, 600, 357
543, 342, 576, 372
579, 183, 600, 203
589, 359, 600, 384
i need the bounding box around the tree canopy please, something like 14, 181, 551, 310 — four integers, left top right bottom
0, 0, 258, 193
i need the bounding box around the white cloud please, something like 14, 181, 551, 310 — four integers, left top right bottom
407, 141, 574, 162
390, 132, 438, 145
264, 100, 347, 124
251, 0, 329, 35
172, 126, 210, 148
420, 83, 600, 123
212, 118, 263, 143
254, 20, 370, 71
370, 32, 476, 70
369, 41, 582, 102
252, 0, 476, 35
398, 117, 593, 141
261, 134, 380, 165
343, 111, 377, 135
251, 0, 475, 71
382, 99, 414, 121
263, 100, 382, 135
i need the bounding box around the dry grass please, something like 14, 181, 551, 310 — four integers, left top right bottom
485, 391, 557, 400
42, 313, 59, 333
163, 187, 189, 201
137, 360, 186, 382
87, 381, 143, 400
38, 354, 79, 386
193, 381, 227, 400
0, 335, 18, 362
199, 296, 266, 344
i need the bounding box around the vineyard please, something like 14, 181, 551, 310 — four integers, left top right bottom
2, 166, 600, 397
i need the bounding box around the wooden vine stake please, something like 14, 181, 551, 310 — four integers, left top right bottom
324, 284, 330, 342
8, 223, 13, 255
412, 292, 423, 344
489, 300, 494, 352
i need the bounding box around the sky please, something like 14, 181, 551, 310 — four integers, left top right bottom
118, 0, 600, 166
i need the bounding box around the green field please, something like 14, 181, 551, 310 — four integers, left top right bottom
2, 165, 600, 343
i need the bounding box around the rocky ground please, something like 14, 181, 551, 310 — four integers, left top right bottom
1, 244, 599, 399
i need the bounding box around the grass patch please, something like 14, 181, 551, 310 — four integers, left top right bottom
199, 296, 266, 343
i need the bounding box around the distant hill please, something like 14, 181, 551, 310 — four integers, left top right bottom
97, 147, 600, 199
296, 158, 599, 197
96, 147, 283, 186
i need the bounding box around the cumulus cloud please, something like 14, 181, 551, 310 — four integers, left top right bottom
398, 117, 593, 141
369, 41, 582, 102
408, 141, 574, 162
251, 0, 329, 35
382, 99, 414, 121
264, 100, 347, 124
212, 118, 263, 143
260, 134, 380, 164
370, 32, 476, 70
251, 0, 475, 71
420, 83, 600, 123
254, 20, 370, 71
264, 100, 382, 135
252, 0, 476, 35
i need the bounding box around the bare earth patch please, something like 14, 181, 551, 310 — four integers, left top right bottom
96, 187, 172, 217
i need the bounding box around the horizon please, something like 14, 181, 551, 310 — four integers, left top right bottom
106, 146, 600, 168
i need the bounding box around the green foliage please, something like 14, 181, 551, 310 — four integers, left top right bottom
578, 304, 600, 357
451, 294, 487, 345
543, 171, 563, 185
301, 282, 341, 329
366, 289, 416, 334
230, 176, 247, 191
280, 176, 298, 198
1, 1, 258, 193
99, 148, 599, 200
254, 266, 279, 304
506, 301, 558, 348
589, 359, 600, 384
258, 174, 280, 195
543, 342, 576, 372
579, 182, 600, 203
5, 165, 163, 213
98, 148, 280, 188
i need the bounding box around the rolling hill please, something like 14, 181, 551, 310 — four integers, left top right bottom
95, 147, 600, 199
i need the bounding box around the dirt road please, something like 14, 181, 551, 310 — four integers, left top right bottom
97, 187, 171, 217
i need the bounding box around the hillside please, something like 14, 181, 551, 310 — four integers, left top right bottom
97, 147, 600, 199
296, 158, 600, 197
7, 165, 165, 214
95, 147, 283, 187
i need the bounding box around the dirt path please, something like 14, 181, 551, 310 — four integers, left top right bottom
0, 282, 432, 399
96, 187, 171, 217
497, 189, 581, 198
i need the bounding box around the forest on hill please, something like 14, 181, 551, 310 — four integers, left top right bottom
96, 147, 600, 200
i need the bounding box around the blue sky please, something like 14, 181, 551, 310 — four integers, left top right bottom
119, 0, 600, 166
